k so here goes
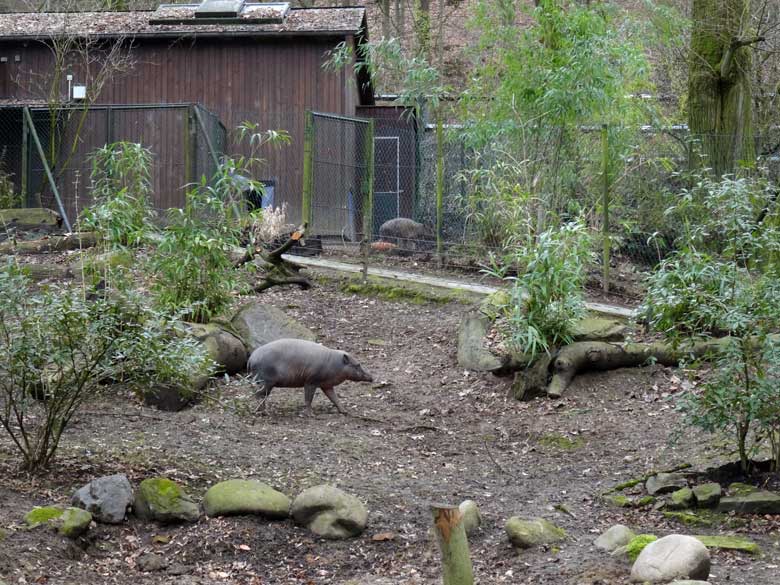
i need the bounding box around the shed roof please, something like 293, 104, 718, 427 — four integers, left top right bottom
0, 6, 365, 40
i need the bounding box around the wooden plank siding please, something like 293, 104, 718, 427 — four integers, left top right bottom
0, 35, 363, 222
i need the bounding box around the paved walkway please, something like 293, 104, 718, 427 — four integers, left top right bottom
282, 254, 637, 319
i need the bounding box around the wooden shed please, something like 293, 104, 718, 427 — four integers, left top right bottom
0, 2, 374, 222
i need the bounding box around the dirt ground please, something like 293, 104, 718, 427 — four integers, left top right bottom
1, 276, 778, 585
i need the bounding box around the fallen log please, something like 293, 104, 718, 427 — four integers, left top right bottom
234, 224, 313, 293
0, 232, 98, 255
546, 337, 734, 398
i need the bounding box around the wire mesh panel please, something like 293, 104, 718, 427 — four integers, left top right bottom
307, 111, 373, 242
0, 103, 225, 228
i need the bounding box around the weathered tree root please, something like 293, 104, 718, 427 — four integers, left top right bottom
546, 338, 733, 398
235, 224, 313, 293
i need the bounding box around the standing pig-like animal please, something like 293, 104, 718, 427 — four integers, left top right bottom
247, 338, 373, 416
379, 218, 433, 251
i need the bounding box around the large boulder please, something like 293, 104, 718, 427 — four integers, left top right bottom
457, 312, 504, 372
630, 534, 710, 583
291, 485, 368, 539
505, 517, 565, 549
204, 479, 290, 519
594, 524, 636, 553
72, 474, 133, 524
187, 322, 247, 375
133, 477, 199, 524
231, 301, 316, 353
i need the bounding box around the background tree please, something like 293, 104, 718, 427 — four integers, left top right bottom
688, 0, 764, 176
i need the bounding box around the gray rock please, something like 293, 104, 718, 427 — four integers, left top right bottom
718, 489, 780, 514
231, 301, 315, 353
291, 485, 368, 539
630, 534, 710, 583
505, 517, 566, 549
137, 552, 168, 572
72, 474, 133, 524
572, 317, 628, 341
692, 483, 721, 508
668, 487, 694, 510
670, 581, 711, 585
204, 479, 290, 519
646, 473, 688, 496
456, 313, 504, 372
187, 322, 247, 375
595, 524, 636, 552
458, 500, 481, 535
133, 477, 200, 524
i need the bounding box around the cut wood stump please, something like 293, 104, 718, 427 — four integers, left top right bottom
431, 503, 474, 585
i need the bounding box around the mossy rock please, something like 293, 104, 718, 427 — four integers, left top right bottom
58, 507, 92, 538
603, 494, 632, 508
694, 534, 761, 555
479, 290, 510, 319
669, 487, 694, 510
728, 482, 757, 496
693, 482, 722, 508
625, 534, 657, 562
635, 495, 655, 507
662, 510, 719, 527
203, 480, 290, 519
505, 517, 566, 549
538, 433, 585, 451
186, 322, 247, 375
133, 477, 199, 524
572, 317, 628, 342
24, 506, 64, 527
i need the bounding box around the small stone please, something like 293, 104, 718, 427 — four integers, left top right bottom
58, 508, 92, 538
72, 474, 133, 524
692, 483, 721, 508
204, 479, 290, 519
630, 534, 710, 583
166, 563, 193, 576
505, 517, 565, 549
603, 494, 632, 508
137, 552, 168, 572
718, 490, 780, 514
668, 487, 694, 510
133, 478, 199, 524
594, 524, 636, 552
458, 500, 481, 535
291, 485, 368, 539
645, 472, 688, 495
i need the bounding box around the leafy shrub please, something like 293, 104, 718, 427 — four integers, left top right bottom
0, 262, 211, 472
487, 220, 593, 360
81, 142, 156, 247
641, 175, 780, 473
150, 179, 241, 324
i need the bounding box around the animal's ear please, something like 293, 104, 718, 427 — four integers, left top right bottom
342, 353, 350, 364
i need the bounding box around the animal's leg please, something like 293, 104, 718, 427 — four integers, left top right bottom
302, 384, 317, 416
253, 382, 274, 415
321, 386, 347, 415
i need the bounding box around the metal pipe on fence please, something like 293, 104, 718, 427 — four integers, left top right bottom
301, 110, 314, 228
23, 107, 72, 232
435, 110, 444, 261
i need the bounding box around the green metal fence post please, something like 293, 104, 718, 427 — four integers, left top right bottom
362, 118, 375, 241
435, 109, 444, 261
601, 123, 610, 293
23, 107, 71, 231
301, 110, 314, 228
21, 112, 31, 206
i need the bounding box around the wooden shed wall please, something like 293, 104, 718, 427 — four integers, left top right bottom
0, 35, 359, 222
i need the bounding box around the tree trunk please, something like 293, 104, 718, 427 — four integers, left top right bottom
688, 0, 757, 176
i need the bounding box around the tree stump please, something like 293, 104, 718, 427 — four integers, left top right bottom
431, 504, 474, 585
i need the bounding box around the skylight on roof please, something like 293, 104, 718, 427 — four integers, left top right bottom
195, 0, 245, 18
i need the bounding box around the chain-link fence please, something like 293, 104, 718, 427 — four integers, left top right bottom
0, 103, 225, 230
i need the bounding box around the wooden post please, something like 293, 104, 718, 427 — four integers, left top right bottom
301, 110, 314, 229
601, 123, 610, 294
435, 109, 444, 264
431, 504, 474, 585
